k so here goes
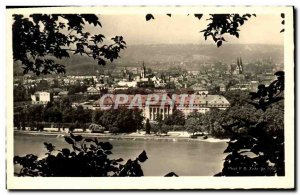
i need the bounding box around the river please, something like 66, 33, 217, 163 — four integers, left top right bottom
14, 133, 227, 176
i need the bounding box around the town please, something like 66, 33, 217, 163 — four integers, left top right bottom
13, 57, 283, 137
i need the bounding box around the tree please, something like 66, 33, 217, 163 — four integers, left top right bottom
171, 110, 186, 126
185, 117, 201, 135
216, 71, 285, 176
14, 84, 29, 102
13, 14, 126, 75
164, 110, 185, 126
145, 119, 151, 134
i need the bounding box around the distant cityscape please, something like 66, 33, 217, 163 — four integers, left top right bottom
14, 55, 282, 126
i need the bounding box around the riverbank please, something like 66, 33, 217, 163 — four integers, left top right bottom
14, 130, 229, 143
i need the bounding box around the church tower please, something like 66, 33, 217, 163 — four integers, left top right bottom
141, 61, 146, 78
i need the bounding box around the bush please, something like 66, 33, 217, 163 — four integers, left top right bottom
161, 124, 172, 134
150, 124, 160, 134
69, 124, 75, 132
89, 124, 105, 133
172, 125, 184, 131
109, 125, 120, 134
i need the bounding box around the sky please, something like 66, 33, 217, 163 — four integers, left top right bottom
84, 14, 284, 45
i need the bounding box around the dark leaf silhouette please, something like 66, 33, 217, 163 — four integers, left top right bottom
201, 14, 254, 47
64, 137, 74, 145
194, 14, 203, 20
101, 142, 113, 151
218, 71, 285, 176
164, 172, 179, 177
61, 148, 70, 156
74, 135, 83, 142
14, 134, 156, 177
12, 14, 126, 75
137, 150, 148, 162
146, 14, 155, 21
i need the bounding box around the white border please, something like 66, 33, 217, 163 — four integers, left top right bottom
5, 6, 294, 190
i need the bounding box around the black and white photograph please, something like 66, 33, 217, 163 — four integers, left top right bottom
6, 6, 295, 189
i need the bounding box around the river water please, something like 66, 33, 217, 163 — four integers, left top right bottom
14, 133, 227, 176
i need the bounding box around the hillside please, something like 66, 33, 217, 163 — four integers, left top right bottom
13, 44, 284, 75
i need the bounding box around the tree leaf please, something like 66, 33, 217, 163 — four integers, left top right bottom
64, 137, 74, 145
194, 14, 203, 20
61, 148, 70, 156
115, 158, 123, 162
85, 138, 93, 142
164, 172, 178, 177
137, 150, 148, 163
146, 14, 155, 21
74, 135, 83, 142
101, 142, 113, 150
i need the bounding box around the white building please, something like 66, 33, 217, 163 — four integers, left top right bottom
31, 91, 52, 105
92, 94, 230, 121
87, 86, 100, 95
117, 80, 138, 88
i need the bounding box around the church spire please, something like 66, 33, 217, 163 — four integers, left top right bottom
141, 61, 146, 78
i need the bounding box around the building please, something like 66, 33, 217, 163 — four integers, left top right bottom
190, 83, 209, 95
87, 86, 100, 95
172, 94, 230, 117
31, 91, 52, 105
92, 94, 230, 121
219, 84, 226, 92
117, 80, 138, 88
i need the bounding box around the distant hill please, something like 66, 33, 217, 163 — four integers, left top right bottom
13, 44, 283, 75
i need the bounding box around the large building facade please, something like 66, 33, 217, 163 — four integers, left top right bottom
92, 94, 230, 121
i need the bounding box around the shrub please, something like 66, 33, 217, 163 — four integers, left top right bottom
161, 124, 172, 134
172, 125, 184, 132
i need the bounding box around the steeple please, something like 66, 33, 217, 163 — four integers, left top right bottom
141, 61, 146, 78
239, 57, 243, 74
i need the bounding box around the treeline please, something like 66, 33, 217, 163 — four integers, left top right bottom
92, 108, 144, 133
14, 99, 93, 131
14, 98, 144, 133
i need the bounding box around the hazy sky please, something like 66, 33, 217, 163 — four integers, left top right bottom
85, 14, 284, 45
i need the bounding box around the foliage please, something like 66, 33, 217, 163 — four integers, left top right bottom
185, 117, 202, 135
13, 99, 93, 130
161, 125, 172, 134
172, 125, 184, 132
145, 14, 255, 47
248, 71, 284, 111
280, 13, 285, 33
68, 83, 87, 95
13, 14, 126, 75
14, 134, 147, 176
216, 71, 285, 176
145, 119, 151, 134
201, 14, 256, 47
89, 124, 105, 133
14, 84, 30, 102
164, 110, 185, 126
92, 108, 144, 133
